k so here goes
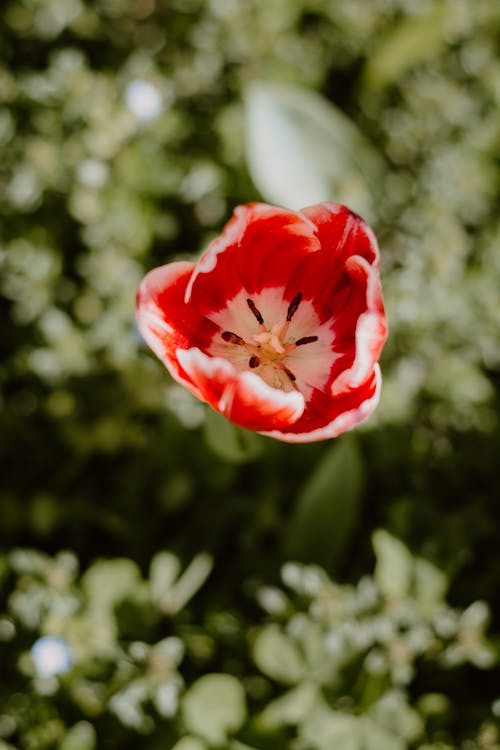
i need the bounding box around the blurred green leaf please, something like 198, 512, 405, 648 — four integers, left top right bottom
284, 436, 364, 572
204, 408, 263, 463
82, 558, 142, 611
182, 674, 247, 746
373, 530, 447, 606
159, 553, 213, 615
258, 681, 319, 728
149, 551, 181, 605
253, 624, 306, 685
369, 691, 423, 743
58, 722, 96, 750
244, 81, 383, 217
373, 530, 413, 600
361, 717, 404, 750
300, 700, 360, 750
413, 557, 448, 609
361, 5, 446, 91
170, 738, 206, 750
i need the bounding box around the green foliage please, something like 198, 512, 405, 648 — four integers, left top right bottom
284, 435, 364, 571
181, 674, 247, 745
1, 0, 500, 747
1, 537, 497, 748
204, 409, 263, 464
244, 81, 383, 218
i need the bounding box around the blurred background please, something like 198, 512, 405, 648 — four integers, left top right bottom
1, 0, 500, 748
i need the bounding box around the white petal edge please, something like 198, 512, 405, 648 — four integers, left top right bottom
183, 205, 268, 304
136, 261, 203, 397
176, 346, 236, 412
237, 370, 305, 423
136, 261, 194, 362
330, 254, 387, 395
177, 347, 305, 424
260, 364, 382, 443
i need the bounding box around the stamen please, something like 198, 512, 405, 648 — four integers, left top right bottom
286, 292, 302, 321
283, 366, 296, 382
249, 355, 260, 368
222, 331, 245, 345
295, 335, 318, 346
247, 298, 264, 325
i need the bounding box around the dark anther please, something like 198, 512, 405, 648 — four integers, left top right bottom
283, 366, 296, 382
286, 292, 302, 321
247, 298, 264, 324
295, 335, 318, 346
222, 331, 245, 345
249, 355, 260, 368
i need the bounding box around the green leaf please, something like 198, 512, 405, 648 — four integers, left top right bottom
82, 558, 143, 611
372, 530, 413, 600
360, 717, 405, 750
413, 557, 448, 608
299, 700, 361, 750
170, 739, 206, 750
149, 551, 181, 604
244, 81, 384, 218
58, 722, 96, 750
373, 530, 448, 606
284, 436, 364, 572
182, 674, 247, 746
149, 551, 212, 614
361, 5, 447, 91
161, 553, 213, 614
258, 681, 319, 728
204, 408, 262, 463
253, 624, 306, 685
369, 691, 423, 743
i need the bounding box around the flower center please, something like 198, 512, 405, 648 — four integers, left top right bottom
220, 292, 318, 385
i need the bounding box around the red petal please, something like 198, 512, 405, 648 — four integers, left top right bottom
177, 348, 305, 432
301, 202, 379, 266
330, 255, 387, 394
285, 202, 381, 320
261, 365, 382, 443
136, 261, 217, 396
185, 203, 320, 316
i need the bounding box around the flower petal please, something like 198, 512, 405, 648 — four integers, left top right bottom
136, 261, 217, 397
330, 254, 387, 394
177, 347, 305, 432
185, 203, 320, 315
301, 202, 379, 265
261, 365, 382, 443
285, 202, 381, 321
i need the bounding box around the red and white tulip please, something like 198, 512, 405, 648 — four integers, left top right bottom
137, 202, 387, 443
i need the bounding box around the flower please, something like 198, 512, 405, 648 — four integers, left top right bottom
31, 636, 73, 678
136, 202, 387, 443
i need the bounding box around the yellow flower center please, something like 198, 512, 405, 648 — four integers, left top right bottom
220, 294, 318, 386
252, 323, 287, 359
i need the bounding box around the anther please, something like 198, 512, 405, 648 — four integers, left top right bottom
249, 355, 260, 368
295, 335, 318, 346
247, 298, 264, 325
286, 292, 302, 322
283, 366, 296, 382
222, 331, 245, 345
